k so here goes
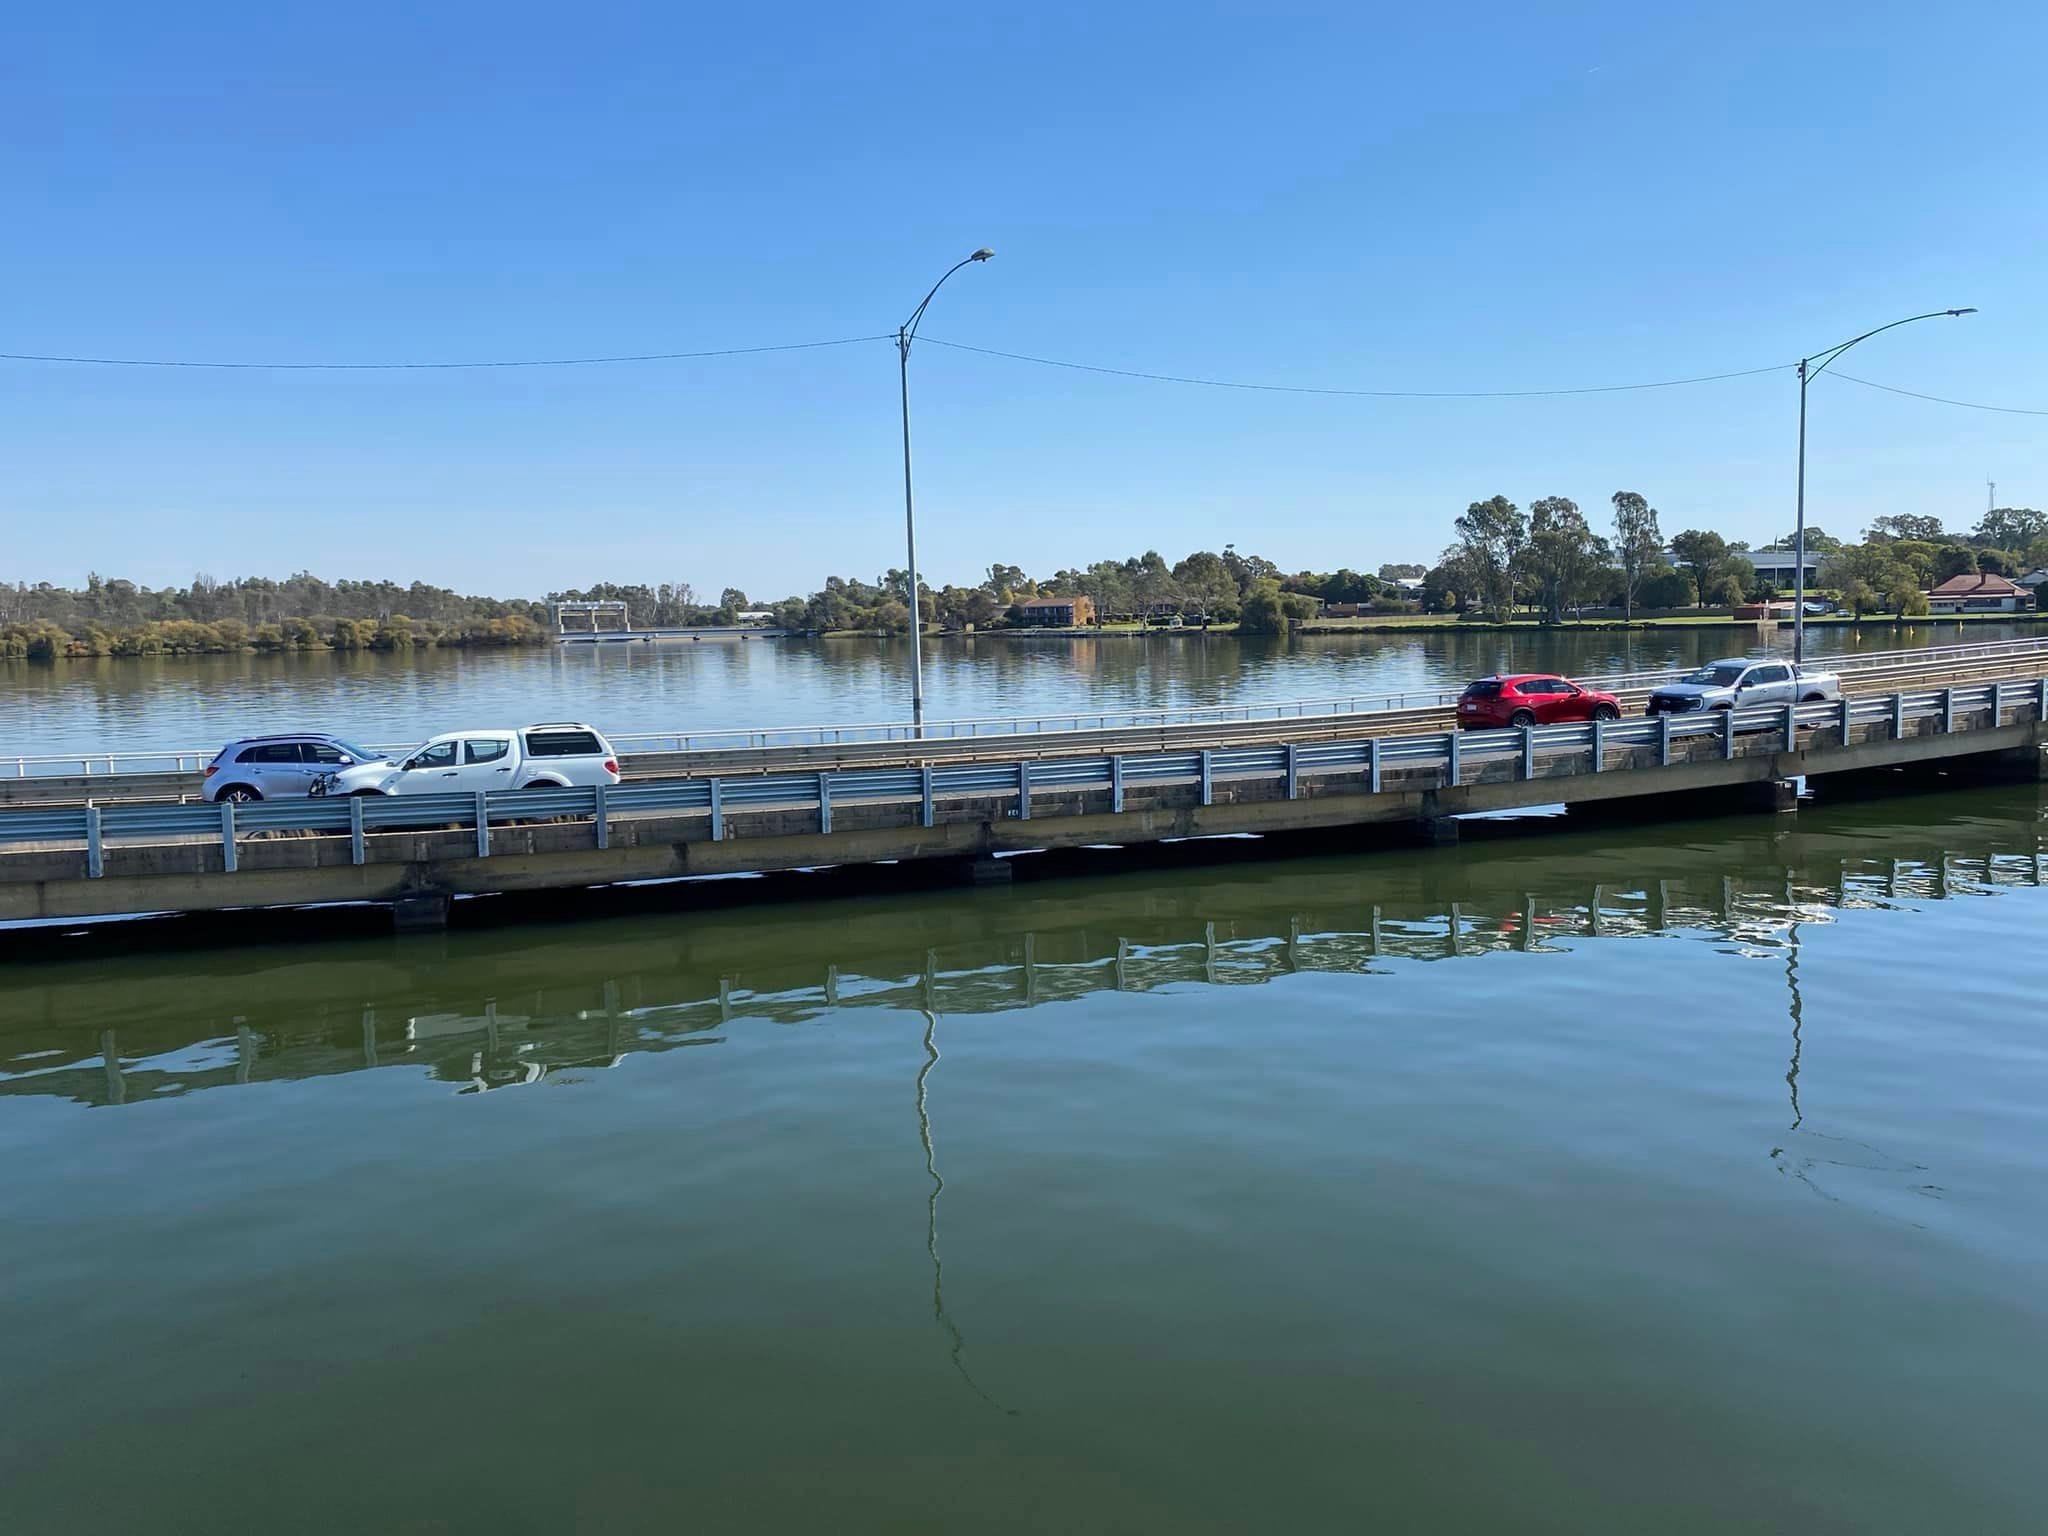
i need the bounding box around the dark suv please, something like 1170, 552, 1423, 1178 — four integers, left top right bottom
203, 733, 388, 803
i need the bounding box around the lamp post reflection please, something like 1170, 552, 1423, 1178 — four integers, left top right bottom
916, 1006, 1016, 1415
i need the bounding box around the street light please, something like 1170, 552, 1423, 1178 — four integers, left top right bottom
898, 248, 995, 735
1792, 307, 1975, 665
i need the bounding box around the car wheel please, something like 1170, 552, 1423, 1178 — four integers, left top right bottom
522, 780, 559, 790
1801, 692, 1826, 703
1508, 709, 1537, 728
1592, 703, 1619, 722
348, 788, 385, 798
218, 784, 262, 803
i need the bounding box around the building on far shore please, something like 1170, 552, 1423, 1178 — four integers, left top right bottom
1013, 595, 1096, 627
1925, 573, 2034, 614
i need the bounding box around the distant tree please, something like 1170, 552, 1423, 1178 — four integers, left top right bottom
1896, 585, 1931, 618
1934, 545, 1978, 583
1638, 568, 1694, 610
1611, 491, 1663, 621
1377, 562, 1427, 581
1450, 495, 1527, 619
1668, 529, 1728, 604
1976, 547, 2017, 577
1526, 496, 1605, 623
1867, 514, 1947, 543
1773, 527, 1843, 555
719, 587, 749, 611
1974, 507, 2048, 550
1841, 579, 1878, 618
1704, 571, 1747, 607
1236, 578, 1293, 636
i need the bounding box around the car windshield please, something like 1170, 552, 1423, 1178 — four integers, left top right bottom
1681, 664, 1748, 687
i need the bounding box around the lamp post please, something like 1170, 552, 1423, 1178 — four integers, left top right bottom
899, 248, 994, 735
1792, 307, 1974, 665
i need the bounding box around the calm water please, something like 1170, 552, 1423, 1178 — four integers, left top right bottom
0, 622, 2024, 756
3, 787, 2046, 1531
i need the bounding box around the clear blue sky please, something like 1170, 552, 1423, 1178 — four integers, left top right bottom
4, 1, 2043, 600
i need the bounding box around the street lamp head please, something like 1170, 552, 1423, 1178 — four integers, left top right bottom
1948, 307, 1977, 316
970, 248, 995, 262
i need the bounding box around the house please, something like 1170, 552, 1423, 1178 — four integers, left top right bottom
1925, 573, 2035, 614
1731, 547, 1822, 589
1012, 595, 1096, 627
2017, 569, 2048, 592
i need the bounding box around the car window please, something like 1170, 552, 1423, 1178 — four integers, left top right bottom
524, 729, 605, 757
464, 738, 511, 765
408, 741, 458, 771
1462, 681, 1502, 700
304, 742, 347, 765
1751, 664, 1790, 684
241, 743, 303, 764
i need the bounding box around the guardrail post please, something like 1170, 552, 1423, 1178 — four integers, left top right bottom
1942, 687, 1955, 734
1445, 732, 1461, 787
921, 765, 935, 827
593, 785, 609, 850
1658, 712, 1673, 767
1893, 691, 1905, 740
1110, 755, 1125, 813
1369, 738, 1382, 794
220, 800, 238, 873
84, 806, 102, 879
1992, 681, 2005, 726
1783, 702, 1798, 754
349, 794, 365, 865
1591, 717, 1605, 772
1199, 749, 1213, 806
1017, 761, 1031, 819
474, 793, 490, 858
1521, 725, 1535, 781
1284, 742, 1298, 800
709, 778, 724, 841
1722, 708, 1736, 760
1838, 695, 1853, 745
2038, 677, 2048, 722
818, 773, 833, 834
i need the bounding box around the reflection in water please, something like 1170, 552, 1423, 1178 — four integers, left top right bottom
918, 1007, 1015, 1415
8, 807, 2043, 1112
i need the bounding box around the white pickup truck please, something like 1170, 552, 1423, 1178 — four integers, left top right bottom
1644, 659, 1844, 716
316, 723, 621, 797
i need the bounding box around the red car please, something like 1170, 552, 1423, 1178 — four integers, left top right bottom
1456, 673, 1621, 729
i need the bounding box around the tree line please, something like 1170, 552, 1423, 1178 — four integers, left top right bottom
5, 502, 2043, 660
1430, 496, 2048, 622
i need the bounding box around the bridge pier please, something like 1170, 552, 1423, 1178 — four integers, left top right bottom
1742, 779, 1800, 815
956, 856, 1013, 886
391, 894, 450, 933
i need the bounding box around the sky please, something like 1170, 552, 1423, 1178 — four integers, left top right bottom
3, 0, 2044, 601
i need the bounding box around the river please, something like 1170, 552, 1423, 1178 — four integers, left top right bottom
0, 621, 2028, 756
3, 783, 2045, 1531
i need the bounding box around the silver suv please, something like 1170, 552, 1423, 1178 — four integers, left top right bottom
203, 733, 389, 802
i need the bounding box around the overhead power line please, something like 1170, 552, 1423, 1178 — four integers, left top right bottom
1827, 370, 2048, 417
0, 334, 894, 370
919, 336, 1794, 398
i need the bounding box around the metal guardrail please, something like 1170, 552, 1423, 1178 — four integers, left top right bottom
6, 674, 2041, 879
10, 635, 2048, 780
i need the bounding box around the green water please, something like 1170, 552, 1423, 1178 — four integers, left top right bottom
4, 787, 2047, 1531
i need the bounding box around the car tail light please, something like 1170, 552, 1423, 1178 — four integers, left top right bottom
603, 759, 619, 776
203, 764, 218, 777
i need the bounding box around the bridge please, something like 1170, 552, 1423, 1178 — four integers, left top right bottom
2, 662, 2045, 928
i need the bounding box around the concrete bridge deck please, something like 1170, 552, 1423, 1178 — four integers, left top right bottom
1, 673, 2043, 929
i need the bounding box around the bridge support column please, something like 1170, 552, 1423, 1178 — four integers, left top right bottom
1742, 778, 1800, 815
957, 856, 1012, 886
391, 893, 450, 932
1412, 790, 1459, 845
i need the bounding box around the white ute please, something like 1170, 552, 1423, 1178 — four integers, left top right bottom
319, 723, 621, 797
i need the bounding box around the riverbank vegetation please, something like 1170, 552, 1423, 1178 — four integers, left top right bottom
5, 499, 2042, 658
